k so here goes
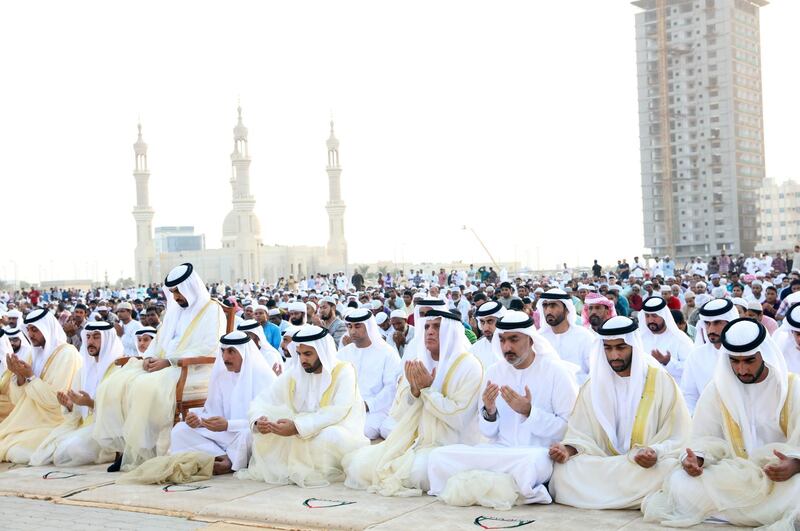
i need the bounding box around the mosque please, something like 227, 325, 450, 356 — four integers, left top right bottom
132, 107, 348, 285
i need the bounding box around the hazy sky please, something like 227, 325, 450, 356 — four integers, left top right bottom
1, 0, 798, 284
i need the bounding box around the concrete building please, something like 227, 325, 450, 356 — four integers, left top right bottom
132, 107, 348, 285
756, 178, 800, 253
633, 0, 767, 260
154, 226, 205, 254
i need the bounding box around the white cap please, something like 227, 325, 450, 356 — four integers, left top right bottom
375, 313, 388, 325
389, 309, 407, 320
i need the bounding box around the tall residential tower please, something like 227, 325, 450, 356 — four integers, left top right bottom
633, 0, 767, 259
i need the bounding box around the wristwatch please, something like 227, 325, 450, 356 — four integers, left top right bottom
25, 375, 35, 384
482, 406, 497, 422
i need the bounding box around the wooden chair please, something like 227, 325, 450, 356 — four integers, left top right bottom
112, 302, 239, 424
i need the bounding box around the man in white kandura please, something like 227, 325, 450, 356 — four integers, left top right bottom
548, 316, 690, 510
29, 321, 122, 466
343, 309, 483, 497
237, 325, 368, 487
638, 296, 693, 385
336, 308, 401, 440
0, 309, 82, 463
170, 331, 276, 475
770, 301, 800, 374
428, 311, 577, 508
236, 319, 284, 374
93, 263, 226, 471
643, 318, 800, 528
536, 288, 595, 384
681, 298, 739, 414
469, 300, 506, 369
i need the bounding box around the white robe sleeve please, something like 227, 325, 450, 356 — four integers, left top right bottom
364, 353, 402, 414
520, 364, 577, 442
418, 358, 482, 429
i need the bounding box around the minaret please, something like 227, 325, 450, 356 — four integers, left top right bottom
132, 123, 156, 285
222, 105, 262, 280
325, 120, 347, 271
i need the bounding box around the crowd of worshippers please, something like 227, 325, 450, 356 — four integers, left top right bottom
0, 260, 799, 528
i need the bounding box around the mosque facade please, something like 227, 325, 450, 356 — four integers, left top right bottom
132, 107, 348, 285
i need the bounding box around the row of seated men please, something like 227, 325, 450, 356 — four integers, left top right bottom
0, 263, 797, 529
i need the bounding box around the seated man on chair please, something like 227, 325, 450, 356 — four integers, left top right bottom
92, 263, 226, 471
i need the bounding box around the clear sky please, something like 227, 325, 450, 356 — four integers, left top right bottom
1, 0, 797, 284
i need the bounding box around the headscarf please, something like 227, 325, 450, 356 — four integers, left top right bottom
418, 309, 472, 391
207, 331, 277, 420
407, 297, 448, 361
772, 302, 800, 363
581, 293, 617, 328
290, 326, 340, 412
151, 263, 211, 357
536, 288, 577, 331
490, 310, 560, 363
0, 329, 12, 373
343, 308, 390, 347
23, 308, 68, 376
78, 321, 124, 419
4, 326, 32, 361
0, 329, 11, 358
639, 296, 687, 344
237, 319, 283, 367
590, 316, 660, 454
717, 318, 788, 454
694, 298, 740, 345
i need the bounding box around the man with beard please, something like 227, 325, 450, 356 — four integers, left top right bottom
469, 301, 505, 369
680, 298, 739, 414
29, 321, 122, 466
548, 316, 690, 509
537, 288, 595, 384
63, 303, 88, 350
0, 328, 32, 421
643, 318, 800, 528
170, 332, 277, 475
287, 301, 307, 327
344, 310, 482, 497
581, 293, 616, 333
386, 309, 414, 358
0, 309, 82, 463
639, 296, 694, 385
319, 296, 346, 346
337, 309, 401, 439
237, 325, 368, 486
92, 263, 226, 471
427, 311, 577, 508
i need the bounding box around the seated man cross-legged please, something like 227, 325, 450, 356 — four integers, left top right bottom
170, 331, 277, 475
236, 325, 368, 487
427, 311, 578, 508
549, 316, 690, 510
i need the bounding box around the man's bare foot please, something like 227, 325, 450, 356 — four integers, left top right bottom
213, 455, 232, 475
